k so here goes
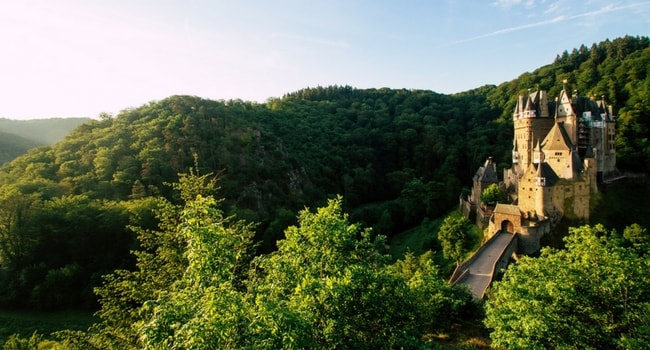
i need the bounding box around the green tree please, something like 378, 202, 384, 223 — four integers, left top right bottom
387, 251, 481, 333
437, 216, 473, 265
68, 188, 480, 349
485, 224, 650, 349
136, 193, 256, 349
248, 196, 424, 348
624, 223, 649, 253
480, 183, 507, 205
91, 171, 253, 348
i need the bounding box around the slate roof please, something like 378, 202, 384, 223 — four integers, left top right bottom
542, 122, 573, 151
571, 149, 584, 173
537, 162, 559, 186
555, 88, 575, 117
494, 203, 521, 216
474, 157, 498, 183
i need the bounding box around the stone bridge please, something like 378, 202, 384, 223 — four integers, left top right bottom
449, 231, 517, 299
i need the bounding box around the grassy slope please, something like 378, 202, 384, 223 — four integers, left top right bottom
0, 310, 96, 345
389, 210, 484, 274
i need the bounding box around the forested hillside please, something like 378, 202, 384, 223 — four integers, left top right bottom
0, 35, 649, 348
0, 117, 91, 146
0, 131, 42, 164
0, 117, 91, 165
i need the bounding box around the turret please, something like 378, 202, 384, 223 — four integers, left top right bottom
535, 159, 546, 218
533, 139, 542, 164
513, 95, 525, 119
555, 84, 577, 146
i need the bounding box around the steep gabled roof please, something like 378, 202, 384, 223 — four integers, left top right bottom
538, 162, 559, 186
522, 161, 558, 187
555, 87, 575, 117
475, 157, 498, 183
542, 122, 573, 151
525, 94, 535, 111
571, 149, 584, 174
513, 95, 525, 116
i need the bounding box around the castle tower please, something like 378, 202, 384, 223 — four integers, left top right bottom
512, 90, 554, 172
555, 86, 578, 146
471, 157, 499, 207
597, 95, 617, 178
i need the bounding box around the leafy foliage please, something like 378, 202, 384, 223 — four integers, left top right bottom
248, 196, 418, 348
485, 224, 650, 349
437, 216, 474, 265
0, 190, 153, 310
480, 183, 507, 205
77, 173, 479, 349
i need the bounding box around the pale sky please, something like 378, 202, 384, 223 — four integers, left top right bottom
1, 0, 648, 119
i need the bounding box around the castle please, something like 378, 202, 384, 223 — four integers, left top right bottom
461, 84, 617, 254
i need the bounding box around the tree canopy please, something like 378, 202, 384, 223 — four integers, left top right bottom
73, 174, 479, 349
480, 183, 507, 205
485, 224, 650, 349
437, 216, 474, 265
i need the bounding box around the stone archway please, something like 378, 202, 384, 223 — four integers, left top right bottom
501, 220, 514, 233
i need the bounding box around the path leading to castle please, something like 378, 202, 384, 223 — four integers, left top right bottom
456, 232, 516, 298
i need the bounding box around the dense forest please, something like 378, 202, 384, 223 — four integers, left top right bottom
0, 35, 649, 348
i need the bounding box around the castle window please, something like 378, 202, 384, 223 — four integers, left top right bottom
555, 152, 562, 156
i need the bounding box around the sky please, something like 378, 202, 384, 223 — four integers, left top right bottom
1, 0, 648, 120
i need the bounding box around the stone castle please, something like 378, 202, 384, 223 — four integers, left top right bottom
461, 84, 617, 254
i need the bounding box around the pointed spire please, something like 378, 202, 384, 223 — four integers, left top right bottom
535, 159, 546, 217
523, 93, 537, 118
513, 95, 524, 119
533, 138, 543, 164
556, 84, 575, 118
